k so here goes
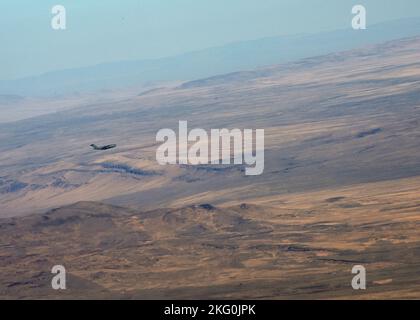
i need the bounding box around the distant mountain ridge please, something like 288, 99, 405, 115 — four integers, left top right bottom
1, 17, 420, 96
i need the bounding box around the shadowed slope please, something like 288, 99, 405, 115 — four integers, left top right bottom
1, 193, 419, 299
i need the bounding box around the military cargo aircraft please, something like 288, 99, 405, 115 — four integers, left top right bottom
90, 144, 117, 151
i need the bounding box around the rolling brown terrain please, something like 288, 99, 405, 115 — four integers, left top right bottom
0, 36, 420, 299
1, 190, 419, 299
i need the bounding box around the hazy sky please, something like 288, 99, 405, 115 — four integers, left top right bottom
1, 0, 420, 80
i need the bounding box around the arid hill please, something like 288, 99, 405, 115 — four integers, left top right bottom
1, 37, 420, 299
0, 195, 419, 299
1, 37, 420, 216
